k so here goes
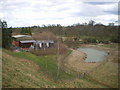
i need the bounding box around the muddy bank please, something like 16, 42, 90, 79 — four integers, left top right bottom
63, 44, 118, 88
64, 44, 116, 73
64, 48, 100, 73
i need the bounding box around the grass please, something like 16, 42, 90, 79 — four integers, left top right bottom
88, 61, 118, 88
99, 43, 119, 49
2, 46, 118, 88
3, 49, 74, 80
87, 44, 118, 88
2, 51, 61, 88
2, 49, 105, 88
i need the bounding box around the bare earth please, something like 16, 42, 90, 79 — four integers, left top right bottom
64, 48, 100, 73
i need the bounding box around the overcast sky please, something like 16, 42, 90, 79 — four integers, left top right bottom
0, 0, 119, 27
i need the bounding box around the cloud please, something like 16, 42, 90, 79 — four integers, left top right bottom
94, 14, 117, 24
96, 2, 118, 14
0, 0, 118, 27
75, 0, 119, 2
85, 2, 113, 5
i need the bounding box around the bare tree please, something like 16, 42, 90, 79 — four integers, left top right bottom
56, 35, 60, 77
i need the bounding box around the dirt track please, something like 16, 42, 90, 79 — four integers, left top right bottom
64, 48, 100, 73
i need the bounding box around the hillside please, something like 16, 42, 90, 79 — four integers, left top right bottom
2, 49, 107, 88
2, 50, 60, 88
88, 45, 119, 88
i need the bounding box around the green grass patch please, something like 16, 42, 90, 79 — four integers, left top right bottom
98, 43, 118, 49
3, 49, 74, 80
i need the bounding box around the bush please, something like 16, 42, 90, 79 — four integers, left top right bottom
83, 38, 96, 43
111, 36, 119, 43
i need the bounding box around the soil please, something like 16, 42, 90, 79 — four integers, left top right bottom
63, 44, 111, 73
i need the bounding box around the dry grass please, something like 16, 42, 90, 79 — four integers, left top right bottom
64, 49, 100, 72
2, 49, 105, 88
32, 31, 57, 41
2, 51, 60, 88
88, 50, 118, 88
64, 44, 118, 88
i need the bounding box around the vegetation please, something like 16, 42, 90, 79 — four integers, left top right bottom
88, 49, 118, 88
3, 49, 107, 88
0, 20, 12, 49
2, 50, 60, 88
98, 43, 118, 49
31, 43, 68, 56
20, 27, 32, 35
82, 43, 118, 88
32, 31, 57, 41
3, 49, 73, 80
12, 22, 119, 48
2, 20, 119, 88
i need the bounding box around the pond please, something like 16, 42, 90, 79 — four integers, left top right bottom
77, 48, 108, 62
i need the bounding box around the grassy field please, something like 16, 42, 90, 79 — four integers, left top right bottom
98, 43, 118, 49
2, 49, 108, 88
87, 44, 118, 88
87, 58, 118, 88
2, 51, 61, 88
3, 49, 74, 80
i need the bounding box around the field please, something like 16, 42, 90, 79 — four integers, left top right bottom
64, 44, 118, 88
1, 40, 118, 88
2, 50, 60, 88
87, 44, 119, 88
1, 1, 119, 88
2, 48, 114, 88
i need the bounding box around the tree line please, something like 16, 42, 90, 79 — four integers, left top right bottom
12, 22, 119, 43
1, 20, 119, 49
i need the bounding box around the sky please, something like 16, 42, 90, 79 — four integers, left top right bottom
0, 0, 119, 27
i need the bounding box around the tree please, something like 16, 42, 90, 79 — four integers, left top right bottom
88, 20, 95, 26
0, 20, 2, 47
28, 27, 32, 35
1, 20, 12, 49
20, 27, 25, 34
108, 23, 114, 26
32, 31, 57, 41
20, 27, 32, 35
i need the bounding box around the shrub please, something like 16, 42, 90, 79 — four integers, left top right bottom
83, 38, 96, 43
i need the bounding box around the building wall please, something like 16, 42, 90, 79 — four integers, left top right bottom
12, 41, 19, 47
19, 43, 33, 48
12, 40, 54, 50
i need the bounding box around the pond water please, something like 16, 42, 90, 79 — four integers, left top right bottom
77, 48, 108, 62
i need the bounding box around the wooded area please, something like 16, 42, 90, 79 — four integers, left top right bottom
1, 20, 119, 49
12, 23, 119, 44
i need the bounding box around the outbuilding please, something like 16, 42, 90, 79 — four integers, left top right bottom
12, 35, 54, 51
